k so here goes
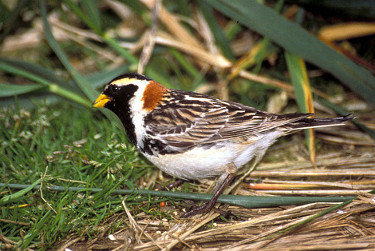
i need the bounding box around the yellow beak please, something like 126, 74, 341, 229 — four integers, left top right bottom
93, 94, 110, 108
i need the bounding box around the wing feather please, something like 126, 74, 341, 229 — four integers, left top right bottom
144, 89, 309, 151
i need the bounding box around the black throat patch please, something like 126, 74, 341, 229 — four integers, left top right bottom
104, 84, 139, 145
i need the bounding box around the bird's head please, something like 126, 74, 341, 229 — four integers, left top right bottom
93, 73, 167, 115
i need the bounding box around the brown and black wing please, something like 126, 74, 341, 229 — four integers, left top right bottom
143, 89, 353, 155
144, 90, 303, 153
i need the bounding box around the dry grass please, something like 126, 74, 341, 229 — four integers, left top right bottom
2, 1, 375, 250
52, 124, 375, 250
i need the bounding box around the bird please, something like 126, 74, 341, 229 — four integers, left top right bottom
93, 73, 353, 217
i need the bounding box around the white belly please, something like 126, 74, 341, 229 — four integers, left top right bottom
145, 143, 235, 180
143, 131, 282, 180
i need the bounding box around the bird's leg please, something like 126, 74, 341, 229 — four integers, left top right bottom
226, 155, 262, 194
180, 163, 236, 218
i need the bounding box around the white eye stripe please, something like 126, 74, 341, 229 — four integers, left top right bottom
111, 78, 137, 86
103, 84, 119, 93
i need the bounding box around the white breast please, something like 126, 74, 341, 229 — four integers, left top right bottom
145, 142, 236, 180
143, 130, 283, 180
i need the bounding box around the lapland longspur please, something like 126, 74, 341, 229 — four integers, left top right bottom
93, 73, 352, 217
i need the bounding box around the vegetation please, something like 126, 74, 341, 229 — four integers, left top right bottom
1, 0, 374, 249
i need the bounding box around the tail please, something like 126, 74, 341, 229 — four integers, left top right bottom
285, 113, 354, 131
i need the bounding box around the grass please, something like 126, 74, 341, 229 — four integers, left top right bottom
1, 100, 373, 250
1, 0, 375, 249
0, 102, 172, 249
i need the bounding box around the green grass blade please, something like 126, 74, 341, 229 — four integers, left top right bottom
101, 26, 170, 86
286, 0, 375, 19
0, 0, 28, 44
229, 39, 275, 78
0, 59, 126, 92
206, 0, 375, 106
101, 34, 170, 84
0, 183, 356, 209
285, 52, 316, 164
40, 0, 98, 101
63, 0, 168, 86
0, 60, 53, 86
47, 84, 91, 107
170, 49, 202, 80
21, 210, 52, 248
0, 83, 44, 97
198, 1, 235, 60
101, 33, 138, 65
0, 60, 91, 107
285, 53, 314, 113
121, 0, 150, 24
0, 94, 59, 109
63, 0, 101, 34
81, 0, 101, 33
265, 198, 353, 240
0, 179, 41, 205
0, 59, 126, 108
0, 58, 71, 86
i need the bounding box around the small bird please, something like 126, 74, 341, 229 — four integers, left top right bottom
93, 73, 352, 217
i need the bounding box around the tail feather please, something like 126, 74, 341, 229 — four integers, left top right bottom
285, 113, 354, 131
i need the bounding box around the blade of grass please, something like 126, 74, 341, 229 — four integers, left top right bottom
81, 0, 102, 34
198, 1, 235, 61
63, 0, 101, 34
169, 49, 202, 79
224, 21, 242, 41
63, 0, 171, 85
0, 0, 28, 44
0, 183, 356, 209
229, 39, 275, 79
0, 60, 128, 108
0, 179, 41, 205
40, 0, 98, 101
102, 33, 170, 85
264, 198, 353, 241
285, 52, 316, 164
101, 33, 138, 65
319, 22, 375, 41
0, 60, 62, 87
120, 0, 149, 22
0, 58, 78, 90
21, 210, 52, 248
0, 60, 90, 107
286, 0, 375, 19
206, 0, 375, 106
0, 83, 44, 97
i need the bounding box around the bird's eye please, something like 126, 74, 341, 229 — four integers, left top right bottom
111, 85, 119, 93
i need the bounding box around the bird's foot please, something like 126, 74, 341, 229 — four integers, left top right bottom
180, 203, 232, 218
180, 202, 213, 218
